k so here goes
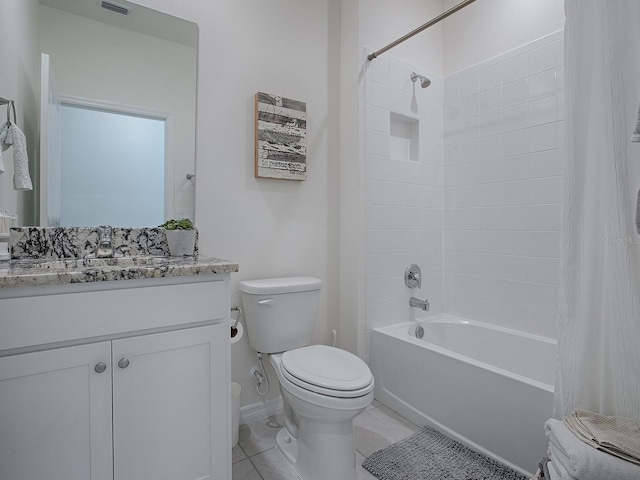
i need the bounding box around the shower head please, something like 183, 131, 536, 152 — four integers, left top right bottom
410, 72, 431, 88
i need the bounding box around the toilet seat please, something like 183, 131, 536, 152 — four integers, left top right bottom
281, 345, 373, 398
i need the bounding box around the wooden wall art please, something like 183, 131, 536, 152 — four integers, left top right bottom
255, 92, 307, 180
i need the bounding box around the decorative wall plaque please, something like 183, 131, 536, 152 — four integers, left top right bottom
255, 92, 307, 180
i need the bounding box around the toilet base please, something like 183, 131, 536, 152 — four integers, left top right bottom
275, 419, 358, 480
276, 428, 300, 473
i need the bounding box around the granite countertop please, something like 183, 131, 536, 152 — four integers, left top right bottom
0, 255, 239, 288
1, 226, 239, 288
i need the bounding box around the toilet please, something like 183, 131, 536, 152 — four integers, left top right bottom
239, 277, 374, 480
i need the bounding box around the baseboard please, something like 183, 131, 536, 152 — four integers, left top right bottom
239, 396, 283, 425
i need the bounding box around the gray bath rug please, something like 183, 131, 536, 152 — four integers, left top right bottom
362, 426, 528, 480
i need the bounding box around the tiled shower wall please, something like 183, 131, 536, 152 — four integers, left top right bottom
364, 54, 444, 361
442, 31, 564, 338
364, 31, 565, 359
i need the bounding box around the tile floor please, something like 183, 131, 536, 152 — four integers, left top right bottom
232, 400, 420, 480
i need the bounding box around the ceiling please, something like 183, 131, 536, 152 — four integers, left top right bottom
39, 0, 198, 48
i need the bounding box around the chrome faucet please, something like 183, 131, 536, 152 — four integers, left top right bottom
409, 297, 430, 311
93, 225, 115, 258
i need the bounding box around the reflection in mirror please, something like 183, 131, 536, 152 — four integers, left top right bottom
38, 0, 197, 227
60, 104, 165, 226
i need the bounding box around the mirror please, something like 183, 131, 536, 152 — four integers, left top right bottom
38, 0, 197, 226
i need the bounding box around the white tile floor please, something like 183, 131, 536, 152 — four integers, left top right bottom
232, 400, 420, 480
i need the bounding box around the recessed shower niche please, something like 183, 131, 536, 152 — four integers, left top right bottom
389, 112, 419, 162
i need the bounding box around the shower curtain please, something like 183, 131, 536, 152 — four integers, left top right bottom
556, 0, 640, 422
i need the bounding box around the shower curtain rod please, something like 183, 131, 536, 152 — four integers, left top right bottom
367, 0, 477, 61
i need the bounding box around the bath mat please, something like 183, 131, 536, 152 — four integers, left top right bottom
362, 426, 528, 480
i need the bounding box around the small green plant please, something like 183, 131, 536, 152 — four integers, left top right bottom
159, 218, 195, 230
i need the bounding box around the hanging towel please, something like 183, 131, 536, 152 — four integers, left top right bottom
632, 101, 640, 141
636, 189, 640, 234
0, 102, 33, 191
0, 120, 9, 174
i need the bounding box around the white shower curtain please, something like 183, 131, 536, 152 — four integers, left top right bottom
557, 0, 640, 422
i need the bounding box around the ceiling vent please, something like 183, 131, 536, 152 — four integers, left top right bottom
100, 1, 129, 16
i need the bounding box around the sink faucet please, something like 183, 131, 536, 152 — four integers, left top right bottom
93, 225, 115, 258
409, 296, 430, 311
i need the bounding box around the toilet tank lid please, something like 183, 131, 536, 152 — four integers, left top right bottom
239, 276, 322, 295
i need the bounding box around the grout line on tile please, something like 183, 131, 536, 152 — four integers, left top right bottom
246, 452, 268, 480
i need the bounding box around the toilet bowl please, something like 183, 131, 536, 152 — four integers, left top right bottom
270, 347, 374, 480
239, 277, 374, 480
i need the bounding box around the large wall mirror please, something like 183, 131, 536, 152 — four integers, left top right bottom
38, 0, 197, 227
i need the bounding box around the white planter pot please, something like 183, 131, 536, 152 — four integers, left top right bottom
164, 229, 196, 256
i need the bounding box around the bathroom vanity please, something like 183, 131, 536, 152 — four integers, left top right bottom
0, 229, 238, 480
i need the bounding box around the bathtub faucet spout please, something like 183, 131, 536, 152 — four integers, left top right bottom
409, 297, 430, 311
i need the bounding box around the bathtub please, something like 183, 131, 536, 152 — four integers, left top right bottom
371, 314, 555, 477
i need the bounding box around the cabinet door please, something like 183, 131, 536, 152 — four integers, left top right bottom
113, 324, 230, 480
0, 342, 113, 480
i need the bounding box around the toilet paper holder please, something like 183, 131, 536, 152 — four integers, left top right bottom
231, 305, 242, 340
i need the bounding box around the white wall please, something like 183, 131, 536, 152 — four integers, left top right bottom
361, 2, 566, 343
364, 55, 444, 361
443, 0, 565, 75
339, 0, 445, 361
39, 5, 197, 221
133, 0, 342, 410
362, 0, 444, 75
443, 32, 564, 338
0, 0, 39, 226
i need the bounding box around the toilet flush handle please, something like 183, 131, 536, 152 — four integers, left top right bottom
258, 298, 275, 307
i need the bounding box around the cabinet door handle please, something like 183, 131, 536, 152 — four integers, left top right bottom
118, 358, 130, 369
95, 362, 107, 373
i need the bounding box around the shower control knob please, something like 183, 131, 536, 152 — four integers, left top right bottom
118, 358, 130, 369
405, 264, 422, 289
94, 362, 107, 373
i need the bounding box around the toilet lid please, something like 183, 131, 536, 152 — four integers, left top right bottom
281, 345, 373, 397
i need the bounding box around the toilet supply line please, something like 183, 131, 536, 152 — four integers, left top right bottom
253, 352, 270, 396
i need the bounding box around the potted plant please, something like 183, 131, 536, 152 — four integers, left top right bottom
159, 218, 197, 256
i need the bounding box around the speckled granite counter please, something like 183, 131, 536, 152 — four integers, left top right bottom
10, 226, 186, 260
0, 255, 239, 288
0, 226, 238, 288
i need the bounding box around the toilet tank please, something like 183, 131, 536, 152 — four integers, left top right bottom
239, 277, 321, 353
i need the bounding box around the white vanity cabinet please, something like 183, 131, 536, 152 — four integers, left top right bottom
0, 275, 232, 480
0, 341, 113, 480
113, 324, 226, 480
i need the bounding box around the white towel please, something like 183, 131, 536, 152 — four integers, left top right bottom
632, 101, 640, 141
636, 189, 640, 234
0, 121, 7, 174
546, 456, 573, 480
565, 409, 640, 464
548, 442, 577, 479
545, 419, 640, 480
0, 121, 32, 191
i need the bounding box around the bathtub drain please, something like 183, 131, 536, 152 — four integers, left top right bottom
415, 325, 424, 339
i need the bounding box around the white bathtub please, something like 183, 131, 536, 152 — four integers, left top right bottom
371, 313, 555, 477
